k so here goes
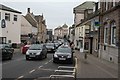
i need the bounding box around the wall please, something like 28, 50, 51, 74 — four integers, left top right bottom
0, 10, 21, 44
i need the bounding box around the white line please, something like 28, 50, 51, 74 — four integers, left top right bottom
39, 66, 43, 68
45, 62, 48, 65
17, 76, 24, 79
29, 69, 35, 73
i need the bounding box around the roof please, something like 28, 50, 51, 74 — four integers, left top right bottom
0, 4, 21, 14
62, 24, 68, 28
24, 13, 37, 27
34, 15, 43, 22
73, 1, 95, 13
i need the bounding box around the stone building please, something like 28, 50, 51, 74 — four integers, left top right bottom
99, 1, 120, 64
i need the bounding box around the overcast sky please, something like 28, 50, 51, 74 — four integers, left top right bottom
1, 0, 98, 29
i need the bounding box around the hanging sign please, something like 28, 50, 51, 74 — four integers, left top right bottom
1, 19, 6, 28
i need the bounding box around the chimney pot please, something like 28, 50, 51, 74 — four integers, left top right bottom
28, 8, 30, 13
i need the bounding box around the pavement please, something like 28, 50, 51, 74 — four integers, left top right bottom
74, 50, 118, 78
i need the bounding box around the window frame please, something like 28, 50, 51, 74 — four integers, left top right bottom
13, 15, 17, 21
5, 13, 10, 21
111, 22, 116, 46
104, 24, 108, 44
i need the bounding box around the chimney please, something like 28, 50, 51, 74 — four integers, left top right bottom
27, 8, 30, 13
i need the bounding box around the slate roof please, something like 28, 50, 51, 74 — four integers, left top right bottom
24, 13, 37, 27
0, 4, 21, 14
73, 1, 95, 13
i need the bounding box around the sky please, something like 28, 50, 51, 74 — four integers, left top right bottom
1, 0, 98, 29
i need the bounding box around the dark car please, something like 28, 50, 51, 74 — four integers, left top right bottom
26, 44, 47, 60
0, 44, 14, 60
46, 43, 56, 52
53, 45, 73, 64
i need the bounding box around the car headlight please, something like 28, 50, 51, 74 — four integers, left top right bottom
54, 54, 58, 58
36, 52, 41, 55
26, 51, 29, 55
67, 55, 72, 58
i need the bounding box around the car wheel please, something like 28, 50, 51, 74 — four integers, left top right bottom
26, 56, 29, 60
45, 54, 47, 58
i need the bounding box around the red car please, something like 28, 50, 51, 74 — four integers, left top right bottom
21, 45, 31, 54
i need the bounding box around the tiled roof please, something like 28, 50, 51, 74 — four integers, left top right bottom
0, 4, 21, 14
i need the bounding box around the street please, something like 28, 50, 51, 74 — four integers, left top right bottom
1, 49, 118, 80
2, 49, 75, 80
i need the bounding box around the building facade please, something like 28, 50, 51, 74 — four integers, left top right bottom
54, 24, 69, 40
24, 8, 47, 43
0, 4, 21, 44
99, 1, 120, 64
73, 1, 95, 49
21, 15, 37, 43
47, 29, 53, 42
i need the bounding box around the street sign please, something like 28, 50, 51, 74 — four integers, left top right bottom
1, 19, 6, 28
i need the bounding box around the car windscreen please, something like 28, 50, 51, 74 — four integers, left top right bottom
0, 44, 11, 49
29, 45, 42, 50
46, 43, 54, 47
56, 47, 71, 53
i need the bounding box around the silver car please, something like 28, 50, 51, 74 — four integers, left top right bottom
26, 44, 47, 60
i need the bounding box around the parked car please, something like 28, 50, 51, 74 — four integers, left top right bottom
54, 42, 60, 49
53, 45, 73, 64
0, 44, 14, 60
46, 43, 56, 52
21, 45, 31, 54
26, 44, 47, 60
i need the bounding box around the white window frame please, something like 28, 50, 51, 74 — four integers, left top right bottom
111, 22, 116, 46
104, 24, 108, 44
5, 13, 10, 21
106, 1, 108, 10
113, 0, 116, 7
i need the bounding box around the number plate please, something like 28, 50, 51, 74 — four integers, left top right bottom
59, 58, 66, 60
30, 55, 35, 57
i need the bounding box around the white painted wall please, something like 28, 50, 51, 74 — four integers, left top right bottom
74, 14, 84, 25
0, 10, 21, 44
21, 16, 32, 35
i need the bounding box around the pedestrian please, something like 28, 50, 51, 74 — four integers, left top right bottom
70, 42, 74, 50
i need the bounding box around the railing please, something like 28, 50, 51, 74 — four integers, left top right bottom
49, 58, 77, 80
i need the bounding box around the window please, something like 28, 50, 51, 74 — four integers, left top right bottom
14, 15, 17, 21
5, 13, 10, 21
0, 37, 6, 44
96, 39, 98, 50
111, 22, 116, 45
113, 0, 116, 7
84, 42, 89, 50
106, 2, 108, 10
104, 24, 108, 44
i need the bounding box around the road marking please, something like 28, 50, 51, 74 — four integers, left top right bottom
45, 62, 48, 65
17, 76, 24, 79
39, 68, 55, 71
29, 69, 35, 73
39, 66, 43, 68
